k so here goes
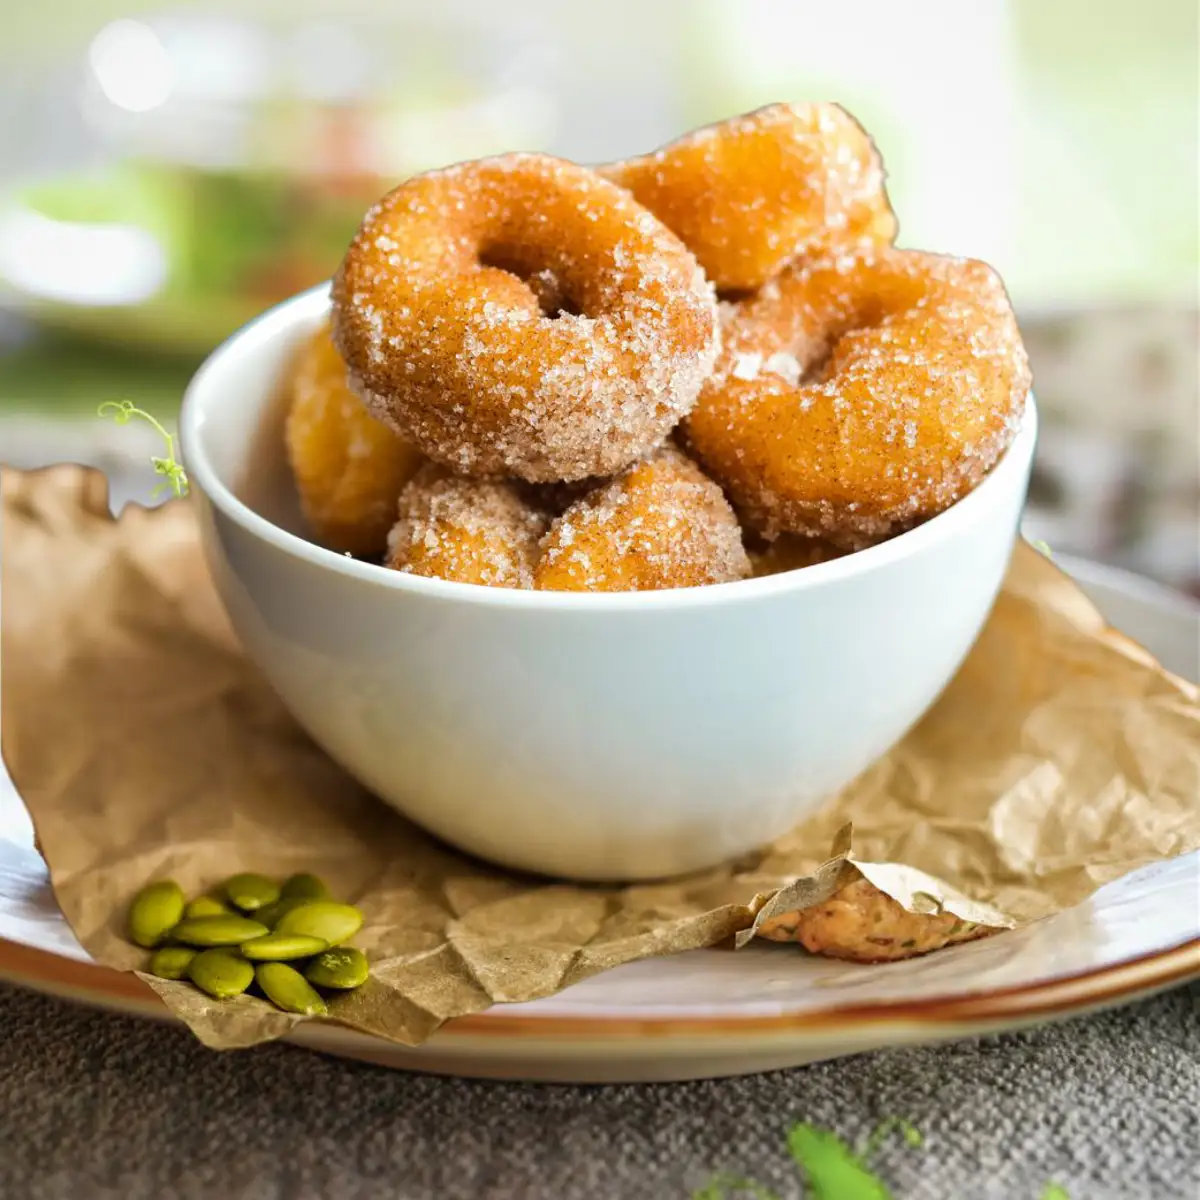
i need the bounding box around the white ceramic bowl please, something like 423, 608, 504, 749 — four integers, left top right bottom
180, 284, 1037, 882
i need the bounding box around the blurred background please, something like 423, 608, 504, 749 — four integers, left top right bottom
0, 0, 1196, 593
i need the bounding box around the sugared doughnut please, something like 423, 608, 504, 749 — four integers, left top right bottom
601, 103, 897, 293
284, 322, 424, 557
332, 154, 719, 483
756, 870, 994, 962
684, 246, 1032, 545
386, 464, 547, 588
534, 446, 750, 592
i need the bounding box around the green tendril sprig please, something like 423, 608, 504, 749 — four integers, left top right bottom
98, 401, 189, 498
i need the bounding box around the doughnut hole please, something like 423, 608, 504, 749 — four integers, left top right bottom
476, 251, 582, 319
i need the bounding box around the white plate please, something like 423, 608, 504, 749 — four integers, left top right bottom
1, 555, 1196, 1082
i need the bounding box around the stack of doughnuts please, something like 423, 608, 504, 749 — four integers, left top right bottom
285, 102, 1031, 591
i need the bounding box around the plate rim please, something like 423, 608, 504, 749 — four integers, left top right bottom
1, 932, 1197, 1045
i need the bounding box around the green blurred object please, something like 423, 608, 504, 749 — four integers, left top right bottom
4, 161, 382, 354
0, 328, 193, 418
0, 9, 557, 358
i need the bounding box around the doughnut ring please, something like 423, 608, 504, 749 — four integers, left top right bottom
683, 246, 1032, 545
534, 446, 750, 592
284, 322, 424, 558
332, 153, 720, 484
602, 102, 897, 293
386, 464, 547, 589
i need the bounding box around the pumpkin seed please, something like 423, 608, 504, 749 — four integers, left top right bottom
183, 895, 233, 920
240, 933, 328, 961
255, 962, 328, 1016
221, 873, 280, 913
128, 880, 185, 948
280, 873, 330, 902
305, 946, 369, 990
187, 949, 254, 999
170, 915, 270, 946
275, 902, 363, 946
147, 945, 197, 981
255, 896, 308, 929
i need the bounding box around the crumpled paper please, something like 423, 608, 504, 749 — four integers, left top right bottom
2, 464, 1198, 1050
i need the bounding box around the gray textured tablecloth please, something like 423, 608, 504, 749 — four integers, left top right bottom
2, 982, 1197, 1200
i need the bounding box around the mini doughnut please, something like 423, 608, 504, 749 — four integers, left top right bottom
534, 446, 750, 592
684, 246, 1032, 545
756, 870, 994, 962
601, 103, 897, 293
386, 464, 547, 589
332, 153, 719, 483
284, 322, 424, 558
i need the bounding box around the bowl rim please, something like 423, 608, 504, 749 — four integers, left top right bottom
180, 281, 1039, 612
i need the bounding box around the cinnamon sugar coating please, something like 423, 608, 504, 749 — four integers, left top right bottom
386, 464, 547, 589
534, 446, 750, 592
684, 246, 1032, 545
332, 154, 719, 484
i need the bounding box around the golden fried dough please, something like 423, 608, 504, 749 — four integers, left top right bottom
685, 246, 1031, 545
602, 102, 896, 292
332, 154, 718, 482
386, 464, 547, 588
535, 447, 750, 592
285, 323, 423, 557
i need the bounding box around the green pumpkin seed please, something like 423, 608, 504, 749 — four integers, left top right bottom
188, 949, 254, 999
128, 880, 185, 948
255, 962, 328, 1016
221, 873, 281, 913
305, 946, 369, 990
254, 896, 309, 930
184, 895, 233, 920
170, 915, 270, 946
147, 945, 197, 981
275, 902, 363, 946
280, 873, 331, 902
240, 933, 328, 961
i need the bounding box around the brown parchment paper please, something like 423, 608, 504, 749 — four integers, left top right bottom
2, 464, 1198, 1050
